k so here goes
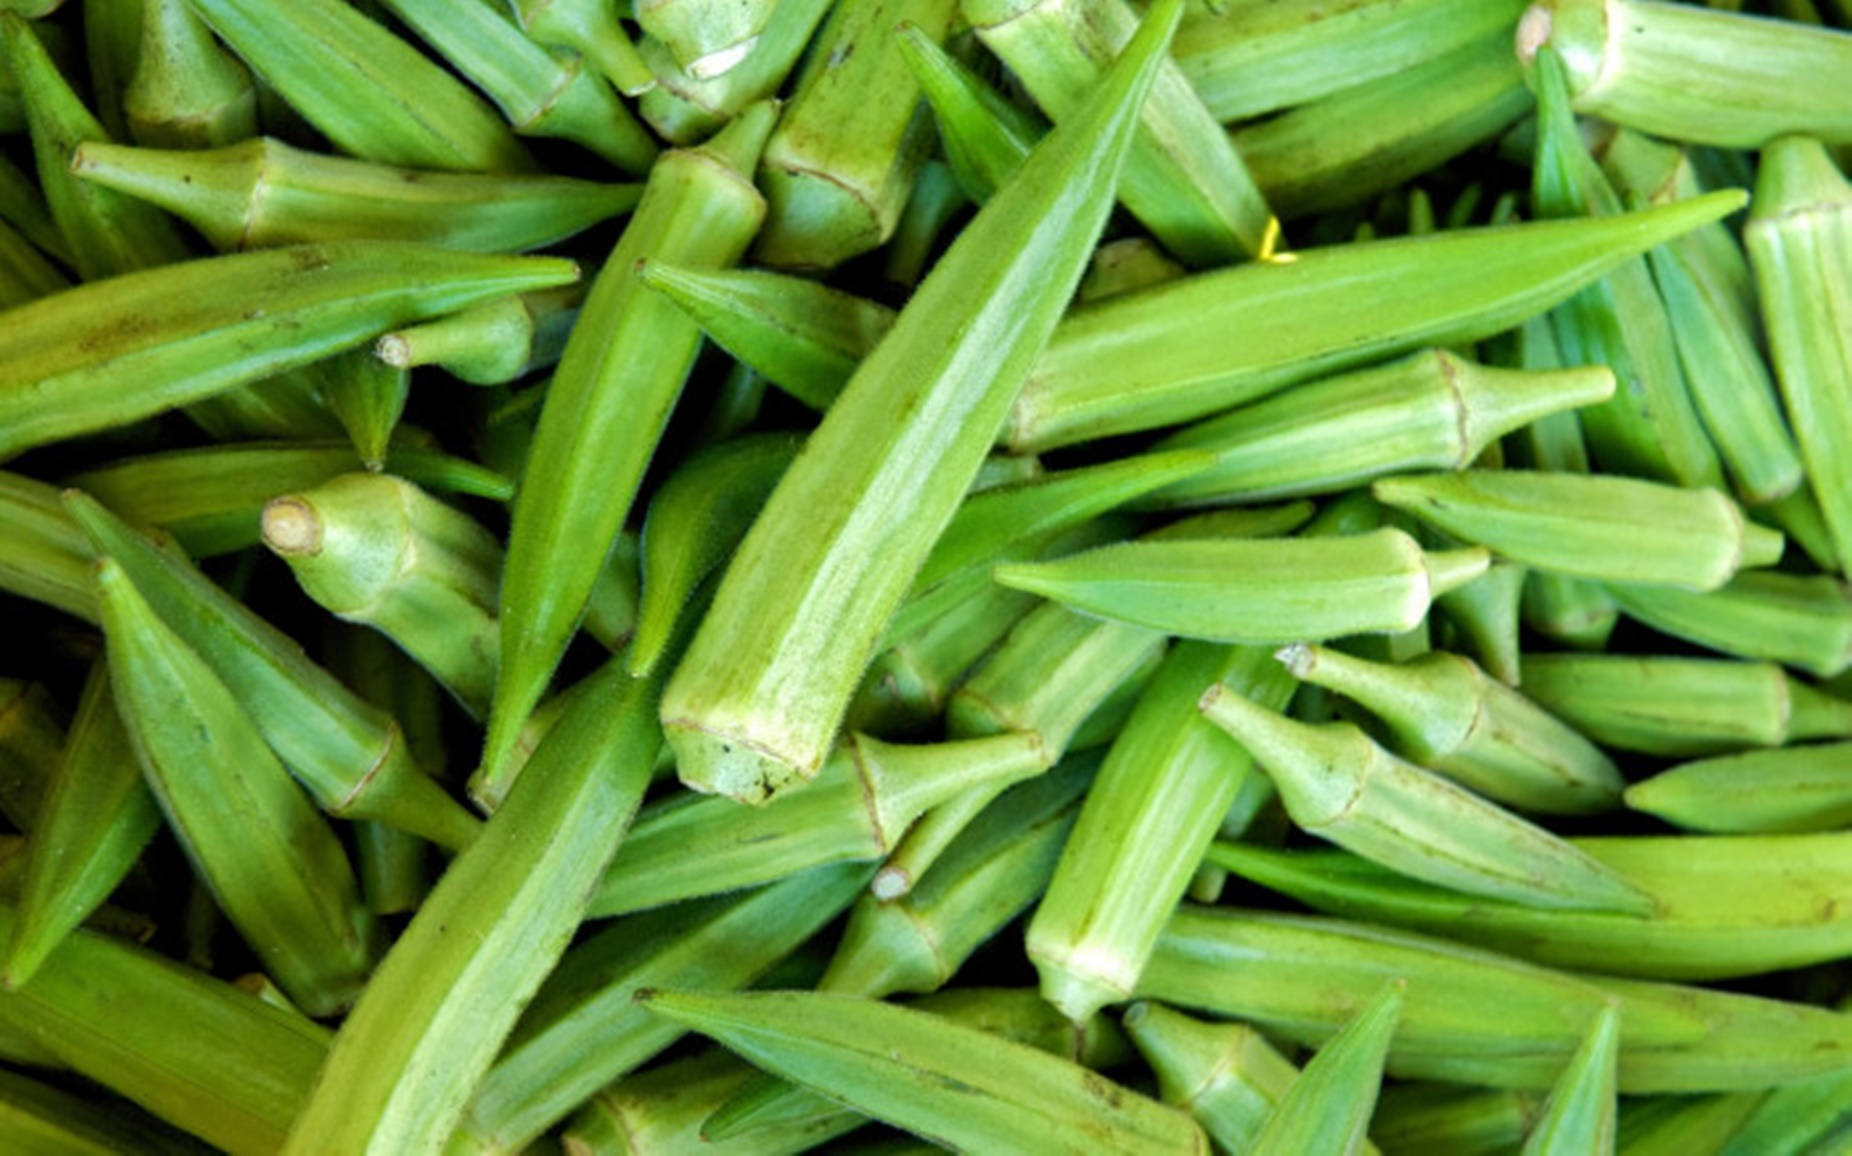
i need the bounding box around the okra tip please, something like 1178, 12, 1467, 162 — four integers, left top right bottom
260, 498, 320, 557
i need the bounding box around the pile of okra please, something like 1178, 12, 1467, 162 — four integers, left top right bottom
3, 0, 1852, 1150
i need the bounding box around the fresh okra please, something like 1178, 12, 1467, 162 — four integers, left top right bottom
1625, 743, 1852, 834
125, 0, 256, 149
1435, 561, 1528, 686
635, 0, 833, 144
637, 0, 772, 79
515, 0, 657, 98
0, 1064, 211, 1155
1522, 1003, 1620, 1156
1249, 981, 1403, 1155
1372, 1084, 1544, 1156
897, 21, 1045, 204
1606, 571, 1852, 678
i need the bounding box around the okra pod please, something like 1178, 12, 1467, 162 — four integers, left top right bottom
124, 0, 256, 149
1625, 743, 1852, 834
1606, 571, 1852, 678
1373, 1084, 1544, 1156
1249, 981, 1402, 1154
1522, 1003, 1620, 1156
376, 287, 582, 386
1435, 561, 1527, 686
515, 0, 657, 97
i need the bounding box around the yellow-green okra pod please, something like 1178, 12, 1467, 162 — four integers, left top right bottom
478, 105, 774, 809
1523, 1004, 1620, 1156
1249, 982, 1403, 1155
95, 559, 374, 1017
1625, 743, 1852, 834
0, 242, 577, 460
1200, 686, 1653, 914
993, 527, 1488, 644
1605, 571, 1852, 679
66, 493, 481, 850
376, 286, 583, 386
634, 0, 833, 145
124, 0, 256, 149
565, 1049, 863, 1155
279, 655, 660, 1156
182, 0, 533, 171
3, 662, 160, 989
73, 138, 639, 254
660, 1, 1176, 804
637, 988, 1209, 1154
0, 218, 64, 309
1436, 561, 1527, 686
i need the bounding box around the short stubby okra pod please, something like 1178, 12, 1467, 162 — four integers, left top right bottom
1143, 349, 1615, 507
1606, 571, 1852, 679
65, 493, 481, 851
261, 472, 501, 718
0, 242, 577, 461
479, 104, 774, 809
182, 0, 534, 172
1374, 470, 1783, 592
124, 0, 256, 149
1625, 743, 1852, 835
1249, 981, 1403, 1155
94, 558, 375, 1018
993, 527, 1488, 645
660, 0, 1178, 804
73, 138, 640, 254
1028, 643, 1294, 1022
1200, 686, 1654, 915
1004, 190, 1743, 452
1516, 0, 1852, 147
1210, 834, 1852, 983
1523, 1003, 1620, 1156
1746, 137, 1852, 577
0, 218, 66, 310
515, 0, 657, 97
1518, 653, 1852, 756
279, 655, 659, 1156
636, 988, 1209, 1155
0, 469, 97, 624
587, 731, 1049, 918
1280, 643, 1622, 814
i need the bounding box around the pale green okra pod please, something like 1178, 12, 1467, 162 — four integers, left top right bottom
1606, 571, 1852, 678
125, 0, 257, 149
1248, 981, 1403, 1155
1625, 743, 1852, 834
1522, 1003, 1620, 1155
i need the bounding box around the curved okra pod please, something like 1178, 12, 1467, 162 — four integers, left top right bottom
261, 472, 502, 717
0, 242, 577, 460
125, 0, 256, 149
566, 1049, 863, 1155
66, 439, 512, 559
1210, 834, 1852, 982
374, 0, 657, 173
1625, 743, 1852, 834
1517, 0, 1852, 147
1605, 571, 1852, 678
0, 469, 98, 623
65, 492, 482, 850
1249, 982, 1403, 1155
1374, 470, 1783, 591
636, 260, 895, 412
752, 0, 951, 270
311, 347, 407, 470
1747, 137, 1852, 575
1200, 686, 1654, 914
3, 661, 161, 988
73, 138, 640, 253
632, 433, 800, 678
1522, 1004, 1620, 1156
478, 105, 774, 809
636, 988, 1209, 1154
453, 863, 872, 1154
515, 0, 656, 97
660, 1, 1177, 804
992, 527, 1489, 644
1029, 643, 1295, 1021
587, 732, 1049, 918
1280, 643, 1622, 815
96, 558, 375, 1017
0, 218, 65, 309
182, 0, 533, 172
1005, 191, 1744, 452
279, 656, 659, 1156
1144, 349, 1614, 507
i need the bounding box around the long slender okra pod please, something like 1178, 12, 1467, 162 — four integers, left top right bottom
660, 0, 1177, 804
635, 0, 833, 145
637, 0, 773, 78
477, 105, 774, 809
1624, 744, 1852, 834
1606, 572, 1852, 679
0, 470, 97, 623
515, 0, 657, 97
0, 1065, 211, 1155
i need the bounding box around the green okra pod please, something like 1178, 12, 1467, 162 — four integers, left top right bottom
1435, 561, 1527, 686
1758, 485, 1839, 573
515, 0, 657, 97
95, 558, 375, 1017
1210, 833, 1852, 982
1278, 643, 1623, 815
0, 1064, 212, 1155
479, 104, 774, 809
1605, 571, 1852, 678
376, 287, 582, 386
1372, 1084, 1544, 1156
660, 1, 1176, 804
279, 655, 659, 1156
897, 21, 1045, 205
0, 218, 67, 310
66, 439, 512, 559
0, 470, 98, 623
637, 0, 771, 78
1517, 0, 1852, 147
1006, 190, 1743, 452
182, 0, 533, 171
848, 573, 1040, 736
65, 493, 481, 850
1625, 743, 1852, 834
1746, 137, 1852, 576
1522, 1003, 1620, 1156
1029, 643, 1294, 1021
635, 0, 833, 144
3, 661, 160, 988
965, 0, 1269, 265
994, 527, 1488, 644
0, 242, 577, 461
124, 0, 256, 149
1375, 470, 1782, 592
1249, 981, 1402, 1155
1144, 349, 1614, 507
1719, 1072, 1852, 1156
262, 472, 501, 717
882, 159, 969, 289
0, 680, 61, 833
73, 138, 640, 254
454, 863, 872, 1154
1200, 687, 1653, 914
636, 988, 1209, 1154
587, 732, 1049, 917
